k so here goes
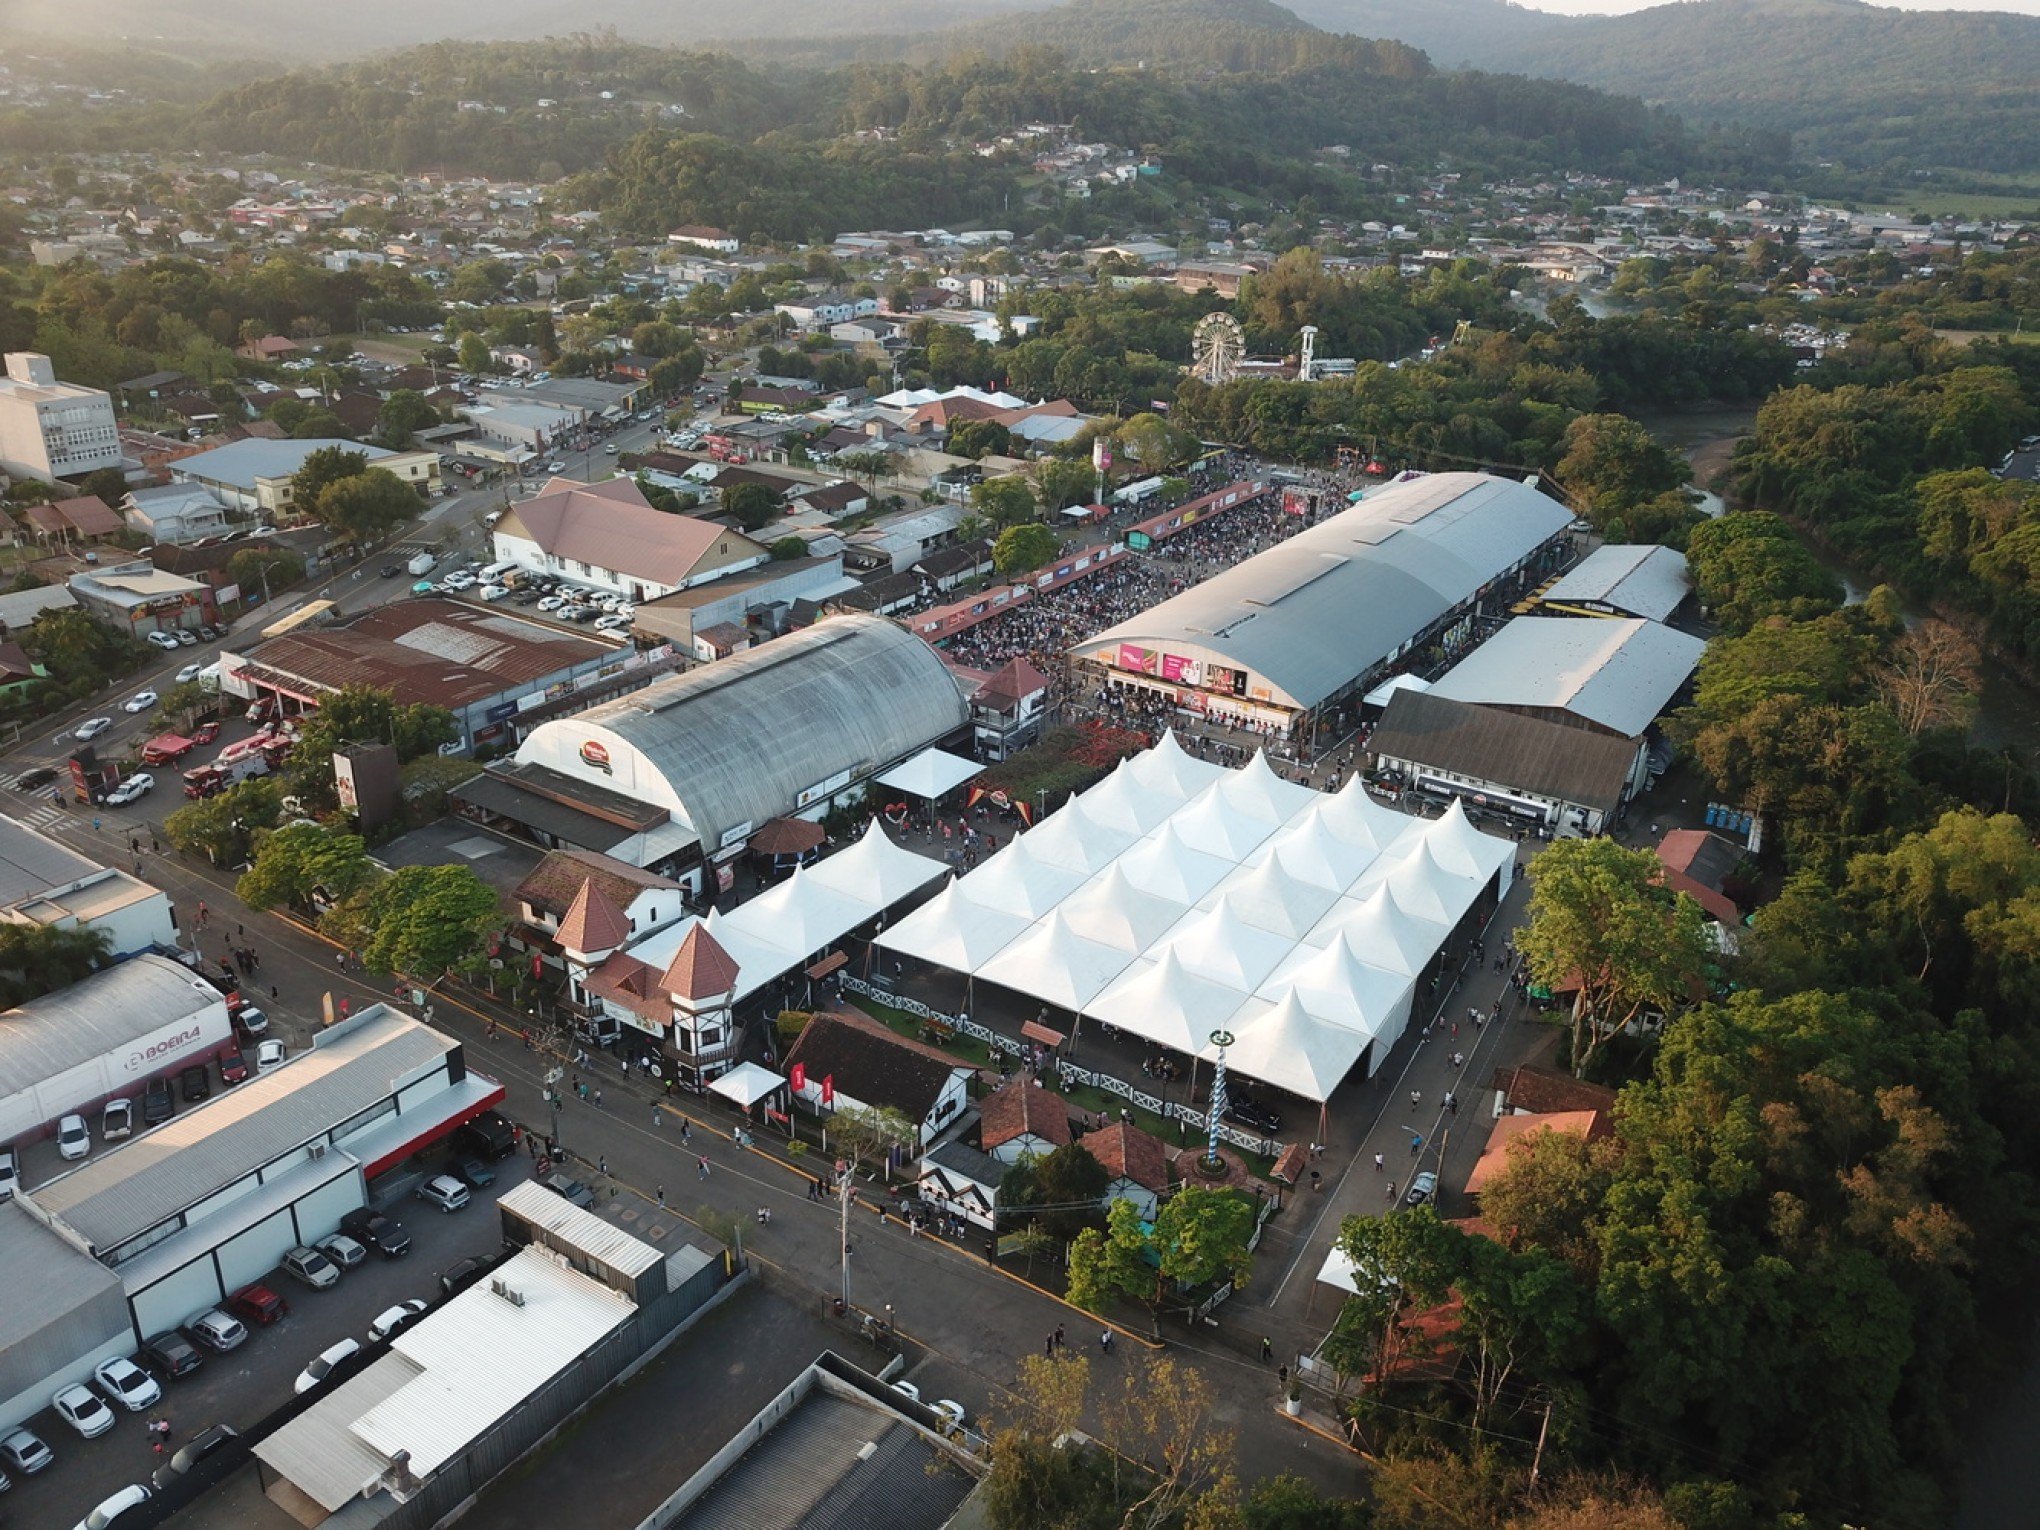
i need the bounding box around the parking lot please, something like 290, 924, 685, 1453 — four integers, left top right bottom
0, 1154, 533, 1530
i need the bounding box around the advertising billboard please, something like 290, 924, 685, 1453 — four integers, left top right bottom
1117, 644, 1158, 675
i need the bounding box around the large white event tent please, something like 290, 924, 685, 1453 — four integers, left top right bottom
878, 733, 1516, 1104
630, 819, 948, 1003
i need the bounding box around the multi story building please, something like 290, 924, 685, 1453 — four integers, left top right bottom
0, 353, 122, 483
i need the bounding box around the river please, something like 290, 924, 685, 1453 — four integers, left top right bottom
1659, 411, 2040, 1523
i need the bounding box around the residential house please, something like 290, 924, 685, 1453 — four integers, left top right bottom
917, 1140, 1003, 1230
0, 640, 46, 698
22, 495, 124, 547
1488, 1063, 1618, 1121
1653, 828, 1746, 929
977, 1071, 1073, 1163
783, 1007, 974, 1147
912, 539, 995, 594
788, 481, 868, 520
514, 850, 688, 973
667, 225, 740, 254
971, 657, 1050, 761
1465, 1109, 1610, 1199
492, 476, 768, 602
171, 437, 438, 514
235, 335, 301, 363
1077, 1119, 1172, 1219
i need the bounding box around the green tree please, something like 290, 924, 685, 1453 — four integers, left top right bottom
0, 923, 112, 1007
720, 481, 781, 532
76, 467, 130, 508
947, 418, 1013, 460
972, 475, 1038, 529
235, 822, 374, 912
649, 347, 704, 396
163, 778, 283, 866
1554, 412, 1694, 541
289, 445, 369, 512
1474, 1124, 1622, 1280
768, 536, 807, 561
1033, 455, 1096, 512
457, 333, 492, 374
375, 388, 439, 448
993, 522, 1059, 575
1684, 511, 1842, 632
281, 684, 457, 811
1518, 837, 1713, 1077
340, 864, 501, 977
1068, 1187, 1255, 1334
266, 396, 312, 432
1001, 1139, 1110, 1241
291, 410, 350, 440
828, 1103, 919, 1176
314, 467, 421, 541
226, 546, 306, 598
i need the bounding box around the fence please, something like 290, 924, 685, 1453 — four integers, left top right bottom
841, 976, 1278, 1156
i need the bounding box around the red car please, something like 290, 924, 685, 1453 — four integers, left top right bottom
226, 1283, 289, 1326
217, 1046, 249, 1085
191, 721, 221, 745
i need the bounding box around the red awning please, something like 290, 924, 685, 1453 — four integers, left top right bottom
806, 951, 848, 980
1021, 1020, 1066, 1048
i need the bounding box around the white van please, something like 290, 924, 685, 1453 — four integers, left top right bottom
479, 560, 517, 583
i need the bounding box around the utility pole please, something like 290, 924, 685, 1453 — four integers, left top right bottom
1528, 1392, 1554, 1492
836, 1157, 853, 1313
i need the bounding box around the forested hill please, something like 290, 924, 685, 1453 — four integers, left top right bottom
936, 0, 1412, 71
1288, 0, 2040, 172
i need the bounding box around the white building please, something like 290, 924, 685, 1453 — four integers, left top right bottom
490, 476, 768, 602
122, 482, 231, 544
0, 353, 122, 483
170, 437, 439, 514
0, 816, 178, 963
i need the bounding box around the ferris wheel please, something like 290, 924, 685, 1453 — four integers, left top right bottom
1190, 312, 1246, 386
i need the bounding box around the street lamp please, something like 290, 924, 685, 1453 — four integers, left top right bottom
1205, 1029, 1234, 1172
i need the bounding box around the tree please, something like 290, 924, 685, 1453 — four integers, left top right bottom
828, 1103, 918, 1176
1034, 455, 1096, 512
1475, 1126, 1622, 1280
0, 923, 111, 1007
1553, 412, 1693, 539
1518, 838, 1712, 1077
994, 523, 1060, 575
289, 445, 369, 512
226, 546, 306, 598
948, 419, 1013, 461
972, 475, 1038, 529
1068, 1187, 1256, 1333
458, 333, 492, 374
1241, 1475, 1369, 1530
291, 410, 350, 440
163, 779, 282, 866
768, 536, 807, 561
649, 348, 704, 396
266, 396, 311, 432
314, 467, 422, 541
1001, 1139, 1110, 1241
1116, 411, 1196, 474
76, 467, 129, 508
235, 822, 374, 912
630, 320, 685, 357
720, 481, 781, 532
1875, 618, 1981, 736
1684, 511, 1841, 632
282, 684, 457, 811
338, 865, 501, 977
838, 449, 894, 488
374, 388, 439, 448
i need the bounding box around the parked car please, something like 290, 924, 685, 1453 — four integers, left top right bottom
256, 1038, 288, 1069
367, 1299, 429, 1343
149, 1424, 237, 1489
76, 1483, 153, 1529
191, 721, 221, 745
443, 1153, 496, 1190
0, 1427, 52, 1475
231, 1004, 269, 1039
339, 1207, 412, 1258
216, 1046, 249, 1086
454, 1110, 517, 1161
198, 624, 221, 642
122, 690, 159, 714
280, 1245, 340, 1290
146, 631, 180, 651
13, 765, 57, 791
141, 1076, 174, 1125
175, 663, 203, 684
138, 1332, 203, 1380
105, 773, 154, 807
439, 1255, 494, 1296
313, 1235, 367, 1274
226, 1283, 289, 1327
101, 1097, 134, 1140
56, 1113, 90, 1160
175, 630, 198, 647
52, 1383, 116, 1439
179, 1064, 210, 1102
0, 1146, 16, 1202
293, 1338, 362, 1395
1403, 1171, 1439, 1207
416, 1174, 471, 1214
91, 1357, 161, 1414
542, 1173, 596, 1209
182, 1309, 248, 1353
73, 716, 114, 740
1221, 1094, 1283, 1135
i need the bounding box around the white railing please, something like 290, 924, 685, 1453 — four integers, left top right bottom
842, 976, 1282, 1157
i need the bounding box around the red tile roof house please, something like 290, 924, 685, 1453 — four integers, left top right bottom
1077, 1119, 1174, 1219
783, 1007, 975, 1146
978, 1071, 1074, 1163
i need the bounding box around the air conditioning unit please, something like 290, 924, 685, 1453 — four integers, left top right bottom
489, 1278, 526, 1307
308, 1143, 328, 1160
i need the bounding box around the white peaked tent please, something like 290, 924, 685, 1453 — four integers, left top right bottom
1076, 758, 1180, 836
729, 864, 867, 960
1060, 863, 1186, 952
1314, 883, 1444, 976
1124, 728, 1226, 802
1205, 851, 1337, 940
1156, 897, 1293, 992
1171, 783, 1281, 861
1085, 947, 1246, 1055
1423, 799, 1517, 891
1319, 775, 1416, 849
693, 909, 802, 1004
1117, 821, 1232, 903
805, 819, 948, 908
1261, 932, 1416, 1062
1218, 748, 1319, 824
876, 881, 1032, 972
1359, 837, 1464, 926
874, 745, 983, 801
1206, 991, 1369, 1104
977, 908, 1133, 1008
954, 841, 1086, 919
1250, 805, 1383, 891
1022, 797, 1138, 874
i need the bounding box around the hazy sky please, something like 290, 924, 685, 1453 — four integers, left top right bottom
1519, 0, 2040, 10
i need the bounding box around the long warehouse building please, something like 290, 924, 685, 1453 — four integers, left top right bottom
1071, 472, 1574, 733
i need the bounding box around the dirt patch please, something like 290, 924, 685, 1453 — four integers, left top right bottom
1687, 433, 1743, 496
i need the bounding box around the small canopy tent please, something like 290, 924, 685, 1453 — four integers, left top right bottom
1216, 749, 1319, 825
1318, 775, 1417, 851
875, 745, 983, 801
708, 1060, 785, 1110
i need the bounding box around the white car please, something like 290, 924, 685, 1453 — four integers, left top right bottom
52, 1382, 116, 1439
317, 1232, 368, 1269
105, 773, 154, 807
73, 716, 114, 741
101, 1097, 133, 1140
175, 664, 203, 684
146, 630, 181, 651
75, 1483, 152, 1529
603, 442, 618, 454
537, 595, 565, 611
0, 1146, 16, 1202
57, 1114, 90, 1160
366, 1299, 429, 1343
294, 1338, 362, 1394
593, 613, 631, 631
416, 1174, 470, 1213
477, 583, 508, 602
122, 691, 158, 714
256, 1039, 288, 1069
92, 1356, 161, 1413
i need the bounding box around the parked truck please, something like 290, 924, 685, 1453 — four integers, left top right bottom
142, 734, 195, 767
182, 753, 269, 799
408, 551, 437, 577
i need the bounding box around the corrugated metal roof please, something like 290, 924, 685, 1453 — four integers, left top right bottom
0, 813, 103, 908
1073, 473, 1573, 711
353, 1250, 636, 1477
1542, 543, 1691, 624
0, 1201, 125, 1353
30, 1008, 454, 1253
1426, 617, 1707, 737
254, 1353, 423, 1512
497, 1178, 663, 1277
0, 954, 224, 1099
173, 437, 395, 491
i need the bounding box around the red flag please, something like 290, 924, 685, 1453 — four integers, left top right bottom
791, 1062, 807, 1093
531, 953, 543, 979
821, 1074, 835, 1107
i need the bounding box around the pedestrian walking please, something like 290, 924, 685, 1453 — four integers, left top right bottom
1409, 1089, 1421, 1110
1386, 1180, 1397, 1202
1100, 1329, 1114, 1354
151, 835, 160, 854
696, 1155, 710, 1178
1451, 1051, 1464, 1069
1045, 1334, 1055, 1357
1373, 1153, 1385, 1173
656, 1184, 665, 1208
680, 1119, 692, 1143
593, 1089, 603, 1108
1410, 1134, 1422, 1156
1260, 1336, 1273, 1362
598, 1156, 608, 1176
1055, 1324, 1066, 1350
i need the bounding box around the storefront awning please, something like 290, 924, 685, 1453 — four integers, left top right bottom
708, 1061, 785, 1109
